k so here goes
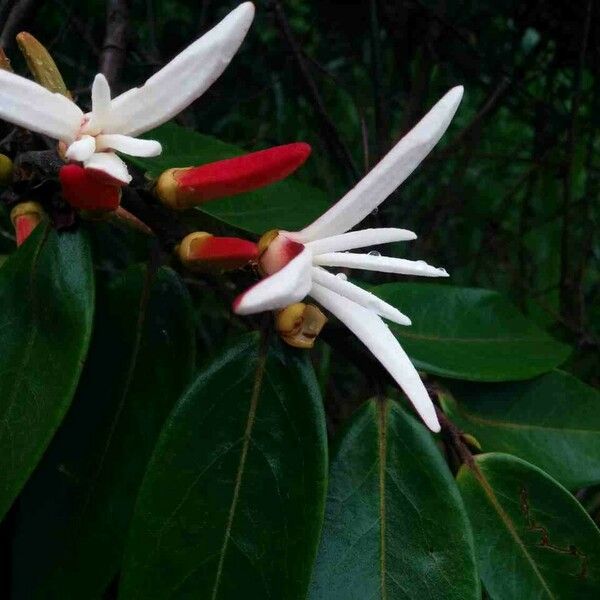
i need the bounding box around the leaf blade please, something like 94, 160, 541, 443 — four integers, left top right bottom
120, 333, 328, 599
0, 225, 93, 520
310, 399, 480, 600
457, 453, 600, 599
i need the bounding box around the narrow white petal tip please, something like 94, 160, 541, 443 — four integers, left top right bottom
93, 73, 109, 87
427, 415, 442, 433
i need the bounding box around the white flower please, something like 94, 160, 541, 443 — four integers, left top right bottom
234, 86, 464, 432
0, 2, 255, 185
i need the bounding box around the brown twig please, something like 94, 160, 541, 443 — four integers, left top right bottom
99, 0, 129, 89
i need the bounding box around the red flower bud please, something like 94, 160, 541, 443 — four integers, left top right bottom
178, 232, 258, 273
10, 201, 44, 246
59, 164, 121, 211
156, 142, 311, 210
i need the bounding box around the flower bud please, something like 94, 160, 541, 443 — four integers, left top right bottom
275, 303, 328, 349
16, 32, 70, 97
59, 164, 121, 212
10, 201, 44, 246
177, 232, 258, 273
0, 153, 13, 186
156, 143, 311, 210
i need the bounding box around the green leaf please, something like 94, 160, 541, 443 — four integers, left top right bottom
11, 265, 195, 599
127, 123, 330, 234
0, 224, 93, 520
457, 453, 600, 599
309, 399, 480, 600
373, 283, 571, 380
440, 371, 600, 490
119, 333, 328, 599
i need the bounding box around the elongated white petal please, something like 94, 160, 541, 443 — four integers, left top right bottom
296, 86, 464, 242
105, 2, 255, 136
233, 247, 312, 315
84, 151, 131, 184
84, 73, 112, 134
65, 135, 96, 162
96, 134, 162, 157
0, 69, 82, 142
305, 228, 416, 255
313, 252, 449, 278
310, 283, 440, 432
312, 267, 411, 326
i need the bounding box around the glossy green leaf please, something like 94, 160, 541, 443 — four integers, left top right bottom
127, 123, 330, 234
458, 453, 600, 599
0, 224, 93, 520
12, 265, 195, 599
373, 283, 571, 380
440, 371, 600, 490
310, 399, 480, 600
120, 333, 328, 599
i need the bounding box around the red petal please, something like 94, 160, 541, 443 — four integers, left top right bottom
176, 142, 311, 202
60, 164, 121, 211
180, 233, 258, 272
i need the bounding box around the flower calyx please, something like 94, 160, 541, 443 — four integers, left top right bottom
177, 231, 258, 273
10, 201, 44, 246
155, 143, 311, 211
275, 303, 327, 349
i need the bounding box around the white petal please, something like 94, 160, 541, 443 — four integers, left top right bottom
305, 228, 416, 255
296, 86, 464, 242
84, 152, 131, 184
310, 283, 440, 432
0, 69, 82, 142
65, 135, 96, 162
83, 73, 112, 135
313, 252, 449, 278
233, 247, 312, 315
312, 267, 411, 326
105, 2, 255, 136
96, 134, 162, 157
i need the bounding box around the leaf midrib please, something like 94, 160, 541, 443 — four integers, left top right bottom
210, 333, 269, 600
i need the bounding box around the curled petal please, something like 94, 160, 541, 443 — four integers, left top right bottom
305, 227, 416, 255
65, 135, 96, 162
84, 152, 132, 185
0, 69, 82, 142
311, 267, 411, 326
105, 2, 255, 136
178, 231, 258, 272
60, 164, 121, 211
156, 142, 311, 209
95, 134, 162, 157
296, 86, 464, 242
233, 247, 312, 315
309, 282, 440, 432
313, 252, 449, 277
